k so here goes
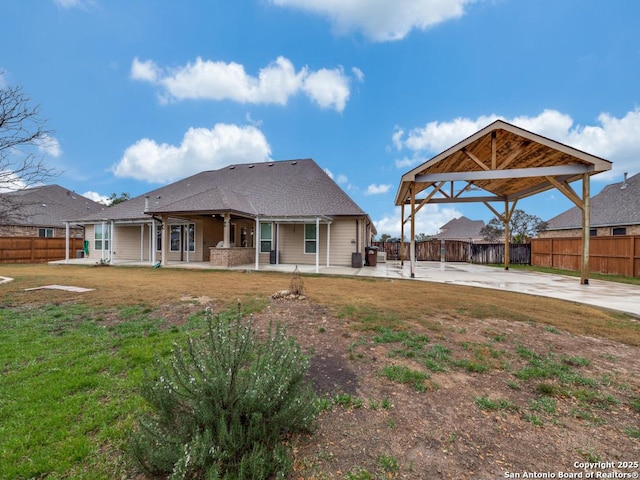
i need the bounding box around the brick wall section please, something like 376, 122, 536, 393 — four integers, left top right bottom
209, 247, 255, 267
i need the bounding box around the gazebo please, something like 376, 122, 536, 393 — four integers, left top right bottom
394, 120, 612, 284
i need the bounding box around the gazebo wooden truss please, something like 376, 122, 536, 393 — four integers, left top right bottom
394, 120, 612, 284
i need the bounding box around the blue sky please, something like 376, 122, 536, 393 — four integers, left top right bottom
2, 0, 639, 237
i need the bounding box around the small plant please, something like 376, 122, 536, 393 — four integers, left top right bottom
522, 413, 543, 426
381, 365, 429, 392
474, 395, 517, 412
130, 307, 318, 480
624, 427, 640, 438
377, 453, 399, 473
344, 467, 374, 480
529, 396, 557, 414
381, 398, 392, 409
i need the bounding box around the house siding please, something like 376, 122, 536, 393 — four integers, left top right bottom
262, 217, 363, 267
0, 225, 84, 238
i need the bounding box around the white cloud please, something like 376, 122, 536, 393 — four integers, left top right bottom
131, 57, 161, 83
336, 173, 348, 184
82, 191, 110, 205
301, 67, 350, 111
53, 0, 94, 9
35, 134, 62, 158
269, 0, 474, 42
131, 56, 356, 112
112, 123, 272, 183
375, 205, 462, 238
365, 183, 391, 195
352, 67, 365, 82
393, 108, 640, 180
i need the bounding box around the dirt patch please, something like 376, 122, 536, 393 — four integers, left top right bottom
241, 299, 640, 480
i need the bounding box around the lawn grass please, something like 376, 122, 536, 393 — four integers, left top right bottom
0, 264, 639, 477
0, 302, 191, 479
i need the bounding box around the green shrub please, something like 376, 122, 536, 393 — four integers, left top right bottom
130, 308, 318, 480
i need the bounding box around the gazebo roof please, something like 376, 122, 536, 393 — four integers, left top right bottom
395, 120, 612, 206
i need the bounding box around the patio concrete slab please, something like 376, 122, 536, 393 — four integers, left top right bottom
234, 261, 640, 317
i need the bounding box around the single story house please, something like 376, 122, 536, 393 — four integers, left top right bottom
69, 159, 376, 270
539, 172, 640, 238
0, 184, 105, 239
433, 216, 486, 242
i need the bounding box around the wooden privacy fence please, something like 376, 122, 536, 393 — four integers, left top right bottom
373, 240, 531, 265
531, 235, 640, 278
0, 237, 84, 264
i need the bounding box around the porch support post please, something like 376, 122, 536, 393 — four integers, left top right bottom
65, 222, 70, 263
140, 224, 144, 261
223, 213, 231, 247
410, 185, 416, 278
255, 217, 260, 270
161, 215, 168, 266
101, 221, 106, 261
151, 221, 156, 264
581, 173, 591, 285
315, 216, 320, 274
110, 220, 115, 264
326, 222, 331, 267
276, 222, 280, 264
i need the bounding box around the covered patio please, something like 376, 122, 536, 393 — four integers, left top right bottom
395, 120, 612, 284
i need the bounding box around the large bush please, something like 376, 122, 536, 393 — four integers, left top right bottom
130, 307, 318, 479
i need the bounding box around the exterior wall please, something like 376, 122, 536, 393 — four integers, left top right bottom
0, 225, 84, 238
260, 217, 364, 267
539, 224, 640, 238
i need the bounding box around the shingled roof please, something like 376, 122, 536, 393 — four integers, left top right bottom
74, 159, 367, 222
546, 172, 640, 230
433, 216, 485, 240
0, 185, 106, 227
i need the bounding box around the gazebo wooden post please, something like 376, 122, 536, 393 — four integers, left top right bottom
581, 173, 590, 285
504, 200, 510, 271
410, 184, 416, 278
400, 203, 405, 266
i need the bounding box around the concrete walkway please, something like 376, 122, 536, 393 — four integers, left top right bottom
48, 258, 640, 317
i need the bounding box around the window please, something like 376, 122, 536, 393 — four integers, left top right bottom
260, 222, 272, 253
589, 229, 597, 237
184, 224, 195, 252
304, 224, 317, 254
170, 225, 181, 251
38, 228, 54, 238
94, 224, 110, 250
612, 227, 627, 236
156, 224, 163, 251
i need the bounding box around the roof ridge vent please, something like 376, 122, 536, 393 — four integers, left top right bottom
229, 165, 235, 170
291, 161, 297, 165
248, 164, 254, 168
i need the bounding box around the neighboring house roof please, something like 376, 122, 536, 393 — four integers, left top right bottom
546, 172, 640, 230
0, 184, 106, 227
433, 216, 485, 240
74, 159, 368, 223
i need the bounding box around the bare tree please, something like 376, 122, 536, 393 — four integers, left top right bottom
0, 84, 58, 223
